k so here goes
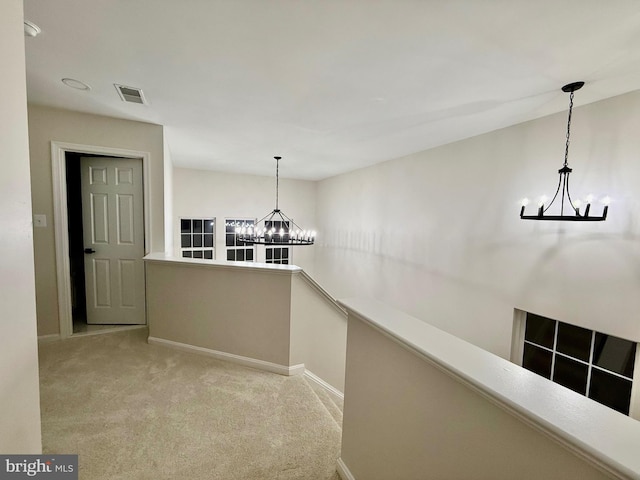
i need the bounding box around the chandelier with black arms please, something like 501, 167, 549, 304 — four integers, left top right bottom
520, 81, 609, 221
236, 156, 316, 246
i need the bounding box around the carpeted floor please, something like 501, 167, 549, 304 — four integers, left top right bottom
38, 328, 341, 480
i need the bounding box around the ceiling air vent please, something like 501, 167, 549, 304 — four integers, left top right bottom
114, 84, 147, 105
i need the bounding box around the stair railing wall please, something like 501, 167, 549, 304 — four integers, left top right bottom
337, 298, 640, 480
144, 254, 300, 374
291, 271, 347, 394
143, 254, 347, 398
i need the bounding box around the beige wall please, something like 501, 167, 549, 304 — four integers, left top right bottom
28, 106, 165, 335
0, 0, 42, 452
173, 167, 317, 272
145, 256, 348, 390
290, 274, 347, 392
146, 260, 293, 366
341, 315, 614, 480
316, 91, 640, 358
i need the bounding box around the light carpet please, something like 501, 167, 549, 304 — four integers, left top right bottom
38, 328, 341, 480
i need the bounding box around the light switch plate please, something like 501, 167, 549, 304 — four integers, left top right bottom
33, 214, 47, 228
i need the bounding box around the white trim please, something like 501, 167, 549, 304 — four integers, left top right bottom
37, 334, 61, 343
147, 336, 305, 376
297, 271, 347, 316
51, 141, 151, 339
336, 458, 356, 480
629, 343, 640, 421
304, 370, 344, 404
51, 147, 72, 339
510, 308, 526, 365
143, 252, 302, 274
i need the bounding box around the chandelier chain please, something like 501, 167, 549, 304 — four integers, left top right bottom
275, 157, 279, 210
564, 90, 574, 168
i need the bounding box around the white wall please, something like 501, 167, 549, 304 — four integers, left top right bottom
315, 91, 640, 358
0, 0, 42, 452
28, 106, 165, 335
173, 167, 317, 271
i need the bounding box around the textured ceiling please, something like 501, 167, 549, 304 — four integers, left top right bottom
23, 0, 640, 180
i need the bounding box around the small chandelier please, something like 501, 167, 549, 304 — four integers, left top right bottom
237, 156, 316, 246
520, 81, 609, 221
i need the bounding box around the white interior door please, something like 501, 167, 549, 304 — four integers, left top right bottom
81, 157, 145, 324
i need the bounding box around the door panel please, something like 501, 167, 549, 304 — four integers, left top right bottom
116, 167, 134, 185
81, 157, 145, 325
91, 193, 109, 243
92, 259, 111, 307
117, 194, 135, 244
90, 166, 107, 185
118, 259, 137, 307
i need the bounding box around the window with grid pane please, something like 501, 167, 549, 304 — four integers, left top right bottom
180, 218, 215, 259
264, 219, 291, 265
225, 218, 255, 262
522, 312, 636, 415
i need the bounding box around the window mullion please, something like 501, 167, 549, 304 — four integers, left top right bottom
586, 330, 596, 397
550, 320, 559, 380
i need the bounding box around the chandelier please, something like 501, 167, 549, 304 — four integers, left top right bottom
236, 156, 316, 246
520, 81, 609, 221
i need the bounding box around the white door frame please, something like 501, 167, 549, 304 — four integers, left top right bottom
51, 141, 151, 338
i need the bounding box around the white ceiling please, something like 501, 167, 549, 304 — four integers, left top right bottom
23, 0, 640, 180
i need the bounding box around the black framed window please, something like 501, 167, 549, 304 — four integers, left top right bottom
225, 218, 255, 262
265, 246, 290, 265
264, 220, 291, 265
180, 218, 215, 259
522, 312, 636, 415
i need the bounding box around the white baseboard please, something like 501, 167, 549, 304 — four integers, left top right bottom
38, 334, 61, 343
147, 336, 305, 376
336, 458, 355, 480
304, 369, 344, 404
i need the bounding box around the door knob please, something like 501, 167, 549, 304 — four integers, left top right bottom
84, 248, 96, 254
